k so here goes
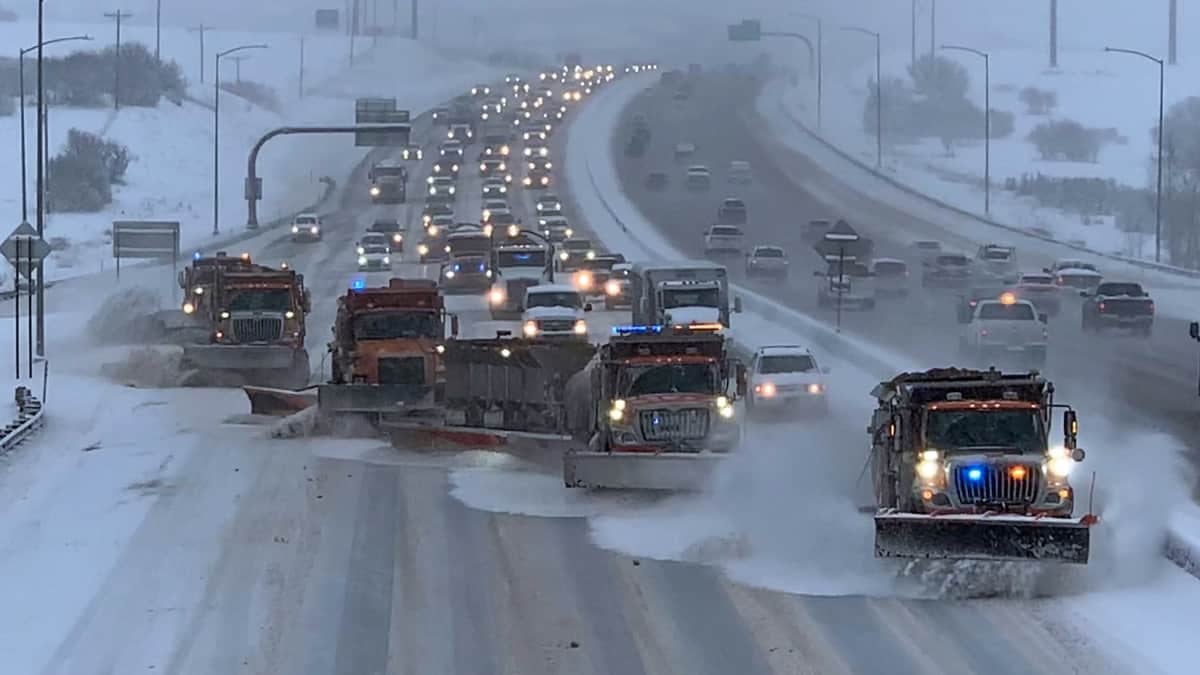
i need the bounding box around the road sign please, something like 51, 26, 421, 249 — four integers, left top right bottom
728, 19, 763, 42
112, 220, 181, 281
1, 222, 52, 280
355, 98, 412, 146
314, 9, 339, 29
813, 220, 872, 262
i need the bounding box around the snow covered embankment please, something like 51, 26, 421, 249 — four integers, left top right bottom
572, 75, 1200, 584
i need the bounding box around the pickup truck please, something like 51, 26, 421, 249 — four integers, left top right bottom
1014, 272, 1061, 316
1081, 281, 1154, 336
717, 198, 748, 226
704, 225, 744, 255
959, 294, 1048, 368
975, 244, 1018, 283
922, 253, 972, 288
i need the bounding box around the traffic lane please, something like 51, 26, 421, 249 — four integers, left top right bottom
615, 83, 1200, 439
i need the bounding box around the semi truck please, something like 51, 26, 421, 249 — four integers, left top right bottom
868, 367, 1094, 564
629, 261, 741, 328
180, 264, 312, 388
368, 160, 408, 204
562, 323, 746, 490
318, 278, 448, 423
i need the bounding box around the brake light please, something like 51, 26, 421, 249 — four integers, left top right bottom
1098, 301, 1106, 311
979, 329, 988, 337
1149, 301, 1155, 313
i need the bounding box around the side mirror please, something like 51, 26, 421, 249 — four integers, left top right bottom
733, 296, 743, 313
177, 271, 186, 288
1038, 313, 1048, 324
584, 303, 593, 312
1078, 290, 1090, 298
1063, 409, 1078, 449
302, 290, 312, 313
1191, 321, 1200, 340
1042, 267, 1051, 274
736, 363, 747, 396
451, 315, 460, 337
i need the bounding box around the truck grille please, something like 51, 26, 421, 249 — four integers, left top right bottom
232, 317, 283, 343
639, 408, 710, 442
952, 463, 1040, 506
539, 319, 574, 332
378, 356, 425, 385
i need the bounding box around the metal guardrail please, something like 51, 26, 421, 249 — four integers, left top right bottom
0, 363, 47, 454
771, 97, 1200, 281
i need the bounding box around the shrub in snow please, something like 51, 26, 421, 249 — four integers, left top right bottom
36, 42, 184, 108
861, 76, 916, 138
218, 79, 281, 113
908, 54, 968, 102
1018, 86, 1057, 115
47, 129, 132, 212
1028, 119, 1102, 162
988, 108, 1015, 139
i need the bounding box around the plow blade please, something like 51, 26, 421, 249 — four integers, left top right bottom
873, 513, 1093, 565
182, 344, 297, 370
243, 386, 317, 416
385, 420, 574, 451
317, 383, 434, 415
563, 451, 727, 491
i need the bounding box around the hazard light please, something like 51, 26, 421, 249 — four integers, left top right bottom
611, 324, 664, 336
999, 291, 1017, 305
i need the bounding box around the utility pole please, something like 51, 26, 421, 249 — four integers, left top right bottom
35, 0, 44, 359
929, 0, 936, 60
1049, 0, 1058, 68
155, 0, 162, 63
229, 54, 247, 82
412, 0, 419, 39
189, 24, 210, 83
1169, 0, 1178, 65
910, 0, 917, 68
299, 35, 305, 98
103, 10, 133, 110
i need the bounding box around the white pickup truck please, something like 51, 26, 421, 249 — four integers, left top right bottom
959, 294, 1048, 368
521, 284, 592, 341
704, 224, 744, 255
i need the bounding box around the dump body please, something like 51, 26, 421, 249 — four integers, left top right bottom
868, 368, 1092, 564
320, 278, 445, 418
562, 325, 744, 490
630, 262, 732, 328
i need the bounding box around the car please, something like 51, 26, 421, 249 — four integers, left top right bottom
976, 244, 1019, 283
870, 258, 909, 296
428, 213, 455, 235
481, 199, 511, 222
504, 73, 522, 85
523, 167, 553, 189
1051, 265, 1103, 293
1046, 259, 1098, 276
399, 144, 423, 161
439, 140, 464, 158
431, 158, 460, 177
745, 345, 830, 416
954, 283, 1014, 323
480, 135, 511, 158
704, 224, 744, 255
290, 212, 322, 242
356, 233, 393, 271
479, 157, 511, 179
525, 158, 553, 173
728, 160, 752, 184
1080, 281, 1154, 336
523, 142, 550, 158
447, 121, 475, 142
717, 198, 747, 226
482, 177, 510, 197
1013, 272, 1061, 316
521, 126, 548, 143
910, 239, 942, 256
959, 292, 1048, 368
745, 245, 789, 279
540, 215, 572, 242
426, 175, 457, 199
422, 201, 453, 226
556, 237, 596, 272
674, 142, 696, 160
921, 253, 972, 288
536, 194, 562, 212
816, 261, 876, 310
645, 172, 668, 191
521, 284, 592, 341
470, 84, 492, 97
367, 218, 406, 248
685, 165, 711, 191
571, 254, 625, 299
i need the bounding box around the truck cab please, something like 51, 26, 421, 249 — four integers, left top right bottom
291, 213, 323, 242
441, 230, 493, 294
522, 284, 591, 340
960, 293, 1048, 368
631, 262, 740, 328
488, 243, 552, 319
178, 251, 258, 319
368, 161, 408, 204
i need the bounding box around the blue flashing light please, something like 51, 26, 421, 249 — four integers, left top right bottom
477, 262, 486, 273
351, 278, 366, 291
966, 467, 983, 482
453, 263, 461, 272
192, 251, 202, 261
611, 324, 664, 336
514, 253, 532, 261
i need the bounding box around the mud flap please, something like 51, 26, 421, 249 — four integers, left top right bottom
182, 344, 297, 370
873, 513, 1093, 565
563, 451, 727, 491
317, 384, 434, 414
243, 386, 317, 416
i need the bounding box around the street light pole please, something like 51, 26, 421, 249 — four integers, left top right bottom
213, 44, 269, 236
941, 44, 991, 214
189, 24, 210, 83
103, 10, 133, 110
793, 14, 823, 131
155, 0, 162, 63
1106, 46, 1165, 262
842, 26, 882, 169
18, 36, 93, 224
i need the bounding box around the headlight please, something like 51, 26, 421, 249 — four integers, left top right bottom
445, 269, 456, 279
220, 311, 230, 320
358, 255, 368, 265
429, 187, 437, 195
499, 162, 506, 171
481, 163, 488, 171
608, 399, 626, 421
523, 177, 532, 186
716, 396, 729, 408
485, 269, 493, 278
565, 228, 574, 238
559, 251, 569, 261
539, 148, 548, 157
383, 256, 390, 264
605, 280, 621, 296
546, 162, 553, 169
489, 288, 506, 304
1047, 446, 1075, 478
576, 271, 592, 289
585, 250, 595, 260
718, 404, 735, 419
501, 146, 509, 155
427, 225, 439, 236
756, 382, 776, 398
541, 176, 549, 185
193, 286, 203, 295
573, 319, 587, 335
426, 176, 435, 184
393, 234, 403, 243
524, 148, 532, 156
506, 224, 519, 237
917, 458, 942, 481
285, 310, 295, 319
291, 225, 299, 233
482, 209, 491, 221
448, 186, 456, 195
357, 246, 366, 255
523, 320, 539, 337
483, 223, 494, 237
182, 302, 195, 314
807, 383, 824, 395
310, 226, 319, 235
452, 164, 459, 172
418, 244, 429, 255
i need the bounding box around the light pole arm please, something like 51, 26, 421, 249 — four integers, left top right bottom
21, 35, 93, 55
940, 44, 987, 59
1104, 46, 1163, 65
217, 43, 269, 61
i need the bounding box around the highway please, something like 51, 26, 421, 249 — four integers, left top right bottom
16, 77, 1163, 675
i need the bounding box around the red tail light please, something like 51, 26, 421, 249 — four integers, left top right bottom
1098, 302, 1106, 311
1149, 301, 1155, 313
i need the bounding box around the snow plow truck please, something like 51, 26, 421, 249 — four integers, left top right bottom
562, 323, 746, 490
868, 367, 1094, 564
155, 251, 262, 342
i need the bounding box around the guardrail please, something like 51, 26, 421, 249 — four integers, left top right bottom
0, 363, 47, 455
770, 93, 1200, 281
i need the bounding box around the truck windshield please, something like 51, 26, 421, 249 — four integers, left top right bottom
662, 287, 719, 308
978, 303, 1035, 320
527, 292, 581, 309
759, 355, 815, 374
497, 250, 546, 267
227, 289, 292, 312
622, 363, 717, 396
448, 238, 491, 255
353, 311, 439, 339
373, 167, 405, 178
924, 409, 1043, 454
